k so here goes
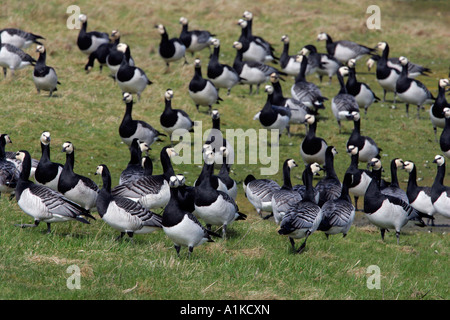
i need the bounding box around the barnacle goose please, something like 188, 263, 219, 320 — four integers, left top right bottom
179, 17, 214, 56
204, 110, 234, 167
175, 174, 196, 214
242, 11, 278, 62
106, 39, 135, 80
440, 107, 450, 159
279, 35, 300, 76
345, 145, 373, 211
0, 39, 36, 77
372, 41, 400, 103
243, 174, 280, 218
315, 146, 341, 207
317, 32, 375, 64
216, 147, 237, 200
95, 164, 162, 240
111, 147, 178, 210
431, 155, 450, 219
402, 160, 436, 225
194, 150, 246, 239
0, 28, 44, 49
271, 159, 302, 225
257, 85, 291, 138
116, 43, 152, 101
119, 92, 166, 147
291, 54, 328, 113
278, 163, 323, 254
344, 59, 380, 115
300, 44, 341, 84
85, 29, 120, 73
34, 131, 63, 191
300, 114, 328, 166
76, 14, 109, 55
14, 150, 95, 234
119, 138, 150, 185
396, 56, 435, 118
163, 175, 220, 257
33, 45, 60, 97
0, 134, 19, 196
155, 24, 187, 70
332, 67, 360, 133
189, 58, 222, 113
232, 41, 285, 95
318, 172, 355, 238
207, 38, 240, 96
160, 88, 194, 141
430, 79, 450, 141
2, 135, 38, 181
58, 142, 99, 211
346, 111, 381, 163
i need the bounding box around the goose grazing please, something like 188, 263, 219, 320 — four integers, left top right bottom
189, 58, 222, 113
363, 164, 415, 244
163, 175, 220, 257
300, 114, 328, 166
34, 131, 63, 191
279, 35, 301, 76
0, 39, 36, 78
396, 56, 435, 118
257, 85, 291, 138
0, 28, 44, 49
14, 150, 95, 234
58, 141, 99, 211
300, 44, 341, 84
317, 32, 375, 64
332, 67, 360, 133
207, 38, 240, 96
402, 160, 436, 225
85, 29, 121, 73
119, 92, 166, 147
345, 59, 380, 115
155, 24, 187, 70
430, 79, 450, 141
232, 41, 285, 95
179, 17, 214, 56
431, 155, 450, 220
159, 88, 194, 141
318, 172, 355, 238
243, 174, 280, 218
95, 164, 163, 240
116, 43, 152, 101
278, 163, 323, 254
440, 107, 450, 159
271, 158, 302, 225
204, 110, 234, 167
345, 145, 373, 211
194, 150, 246, 239
76, 14, 110, 55
106, 37, 135, 80
291, 54, 328, 113
315, 146, 341, 207
33, 45, 60, 97
119, 138, 150, 185
111, 147, 178, 210
346, 111, 381, 163
371, 41, 400, 103
0, 134, 19, 196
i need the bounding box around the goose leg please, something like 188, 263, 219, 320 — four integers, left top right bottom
289, 237, 296, 252
262, 213, 274, 220
380, 228, 386, 241
188, 246, 194, 258
116, 232, 125, 241
382, 89, 386, 103
354, 196, 359, 211
174, 245, 181, 257
297, 232, 311, 254
405, 103, 409, 117
395, 231, 400, 245
46, 223, 52, 234
15, 220, 40, 229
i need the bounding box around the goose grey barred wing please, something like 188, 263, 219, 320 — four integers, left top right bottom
292, 82, 327, 104
4, 44, 36, 64
218, 190, 239, 211
338, 40, 373, 56
114, 197, 163, 227
193, 30, 213, 44
248, 179, 281, 200
320, 201, 354, 228
112, 175, 165, 198
246, 60, 283, 77
315, 182, 342, 202
272, 105, 292, 117
335, 94, 359, 111
79, 176, 100, 192
282, 203, 322, 230
273, 191, 302, 213
386, 195, 415, 216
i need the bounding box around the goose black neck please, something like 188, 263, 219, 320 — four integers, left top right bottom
294, 56, 308, 83
129, 139, 142, 165
281, 161, 293, 189
407, 165, 418, 189
339, 173, 352, 200
433, 163, 446, 186
142, 157, 153, 176
64, 151, 75, 174
19, 151, 32, 181
381, 43, 390, 60
302, 167, 315, 202
212, 117, 220, 130
337, 72, 347, 94
161, 148, 175, 178
390, 160, 400, 187
271, 81, 286, 105
352, 118, 361, 134
324, 148, 338, 179
307, 119, 317, 138
401, 63, 409, 78
0, 137, 6, 160
100, 166, 112, 193
36, 51, 46, 65
194, 66, 203, 78
40, 142, 51, 162
164, 98, 173, 112
124, 101, 133, 120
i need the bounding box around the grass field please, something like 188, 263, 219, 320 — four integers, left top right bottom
0, 0, 449, 301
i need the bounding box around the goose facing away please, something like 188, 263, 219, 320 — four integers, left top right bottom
243, 174, 280, 218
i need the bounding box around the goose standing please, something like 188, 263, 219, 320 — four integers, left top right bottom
85, 29, 120, 73
163, 175, 220, 257
116, 43, 152, 101
189, 58, 222, 113
332, 67, 360, 133
111, 147, 178, 210
155, 24, 187, 70
346, 111, 381, 162
119, 138, 150, 185
34, 131, 63, 191
396, 56, 435, 118
300, 44, 341, 84
0, 134, 19, 196
279, 35, 301, 76
440, 107, 450, 159
300, 114, 328, 166
14, 150, 95, 233
431, 79, 450, 141
243, 174, 280, 218
106, 39, 135, 80
372, 41, 400, 103
95, 164, 163, 240
257, 85, 291, 138
317, 32, 375, 64
278, 163, 323, 254
0, 39, 36, 78
345, 145, 373, 211
242, 11, 277, 63
159, 89, 194, 141
431, 155, 450, 219
207, 38, 240, 96
33, 45, 60, 97
119, 92, 166, 147
179, 17, 214, 56
58, 142, 99, 211
216, 147, 237, 200
0, 28, 44, 49
318, 172, 355, 238
76, 14, 109, 55
315, 146, 341, 207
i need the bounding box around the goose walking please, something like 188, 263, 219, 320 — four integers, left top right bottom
34, 131, 63, 191
0, 39, 36, 78
179, 17, 214, 56
257, 85, 291, 138
317, 32, 375, 64
371, 41, 400, 103
0, 28, 44, 49
159, 89, 194, 141
106, 38, 135, 80
156, 24, 187, 70
76, 14, 109, 55
300, 114, 328, 166
431, 155, 450, 220
85, 29, 120, 73
33, 45, 60, 97
440, 107, 450, 159
279, 35, 301, 76
332, 67, 360, 133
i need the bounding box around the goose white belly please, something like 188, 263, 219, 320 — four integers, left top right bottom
17, 189, 53, 221
355, 86, 375, 107
210, 68, 239, 89
242, 43, 266, 63
102, 202, 143, 232
282, 59, 300, 76
81, 36, 109, 55
358, 141, 379, 163
0, 48, 21, 69
1, 33, 26, 48
397, 81, 429, 105
334, 45, 359, 63
430, 107, 445, 129
186, 35, 210, 53
349, 173, 372, 197
161, 115, 193, 135
239, 64, 267, 84
189, 82, 218, 106
117, 69, 148, 94
377, 71, 399, 92
163, 215, 207, 247
33, 69, 58, 91
410, 192, 435, 216
63, 180, 98, 210
194, 195, 236, 226
138, 181, 170, 210
365, 201, 408, 231
432, 194, 450, 218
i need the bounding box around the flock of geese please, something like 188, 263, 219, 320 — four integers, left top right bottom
0, 10, 449, 257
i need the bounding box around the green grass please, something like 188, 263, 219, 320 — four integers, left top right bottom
0, 0, 449, 300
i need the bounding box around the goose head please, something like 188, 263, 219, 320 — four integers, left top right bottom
444, 107, 450, 119
310, 162, 322, 175
237, 19, 247, 29
304, 114, 316, 125
62, 141, 74, 154
294, 54, 304, 63
95, 165, 104, 176
15, 151, 26, 162
243, 11, 253, 21
402, 160, 414, 173
439, 78, 450, 88
394, 158, 404, 169
176, 174, 186, 186
211, 109, 220, 120
155, 24, 166, 35
179, 17, 188, 26
366, 58, 376, 71
347, 145, 359, 156
204, 150, 215, 165
316, 32, 328, 41
433, 154, 445, 166
287, 158, 298, 169
165, 88, 174, 101
116, 43, 128, 54
210, 38, 220, 48
165, 147, 178, 158
194, 58, 201, 68
264, 85, 273, 94
110, 30, 120, 40
220, 146, 229, 158
281, 35, 289, 44
123, 92, 133, 103
232, 41, 243, 51
339, 66, 349, 77
40, 131, 51, 145
169, 175, 180, 188
269, 72, 279, 84
36, 45, 45, 54
348, 59, 357, 69
78, 14, 87, 23
367, 157, 382, 170
376, 41, 387, 52
139, 141, 150, 153
399, 56, 409, 66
